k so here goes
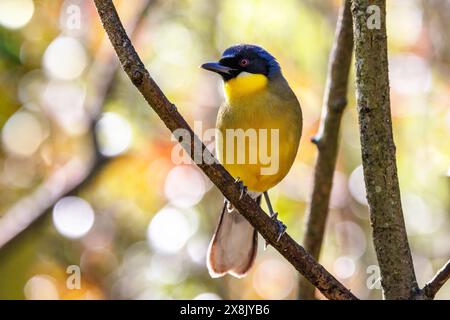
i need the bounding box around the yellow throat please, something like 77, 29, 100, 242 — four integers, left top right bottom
224, 72, 268, 101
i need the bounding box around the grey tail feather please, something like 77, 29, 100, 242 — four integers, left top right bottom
207, 196, 261, 278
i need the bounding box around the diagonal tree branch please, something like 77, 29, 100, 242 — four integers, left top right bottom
299, 0, 353, 300
422, 259, 450, 299
93, 0, 357, 300
0, 0, 155, 250
350, 0, 419, 299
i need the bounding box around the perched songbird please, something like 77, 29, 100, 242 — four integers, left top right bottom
201, 44, 302, 278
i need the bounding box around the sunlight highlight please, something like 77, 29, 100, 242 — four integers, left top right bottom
96, 112, 133, 156
147, 207, 197, 254
52, 197, 95, 239
43, 36, 87, 80
0, 0, 34, 30
2, 111, 45, 157
24, 275, 59, 300
348, 165, 368, 206
333, 256, 356, 280
42, 80, 87, 135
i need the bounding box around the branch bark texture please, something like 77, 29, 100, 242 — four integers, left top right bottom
351, 0, 418, 299
94, 0, 357, 300
299, 0, 353, 300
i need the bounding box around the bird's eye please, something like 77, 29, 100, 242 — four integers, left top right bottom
239, 58, 249, 67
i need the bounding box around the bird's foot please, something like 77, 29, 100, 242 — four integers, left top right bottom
234, 177, 247, 200
264, 212, 287, 249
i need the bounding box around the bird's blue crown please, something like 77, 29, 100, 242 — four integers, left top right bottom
222, 44, 281, 77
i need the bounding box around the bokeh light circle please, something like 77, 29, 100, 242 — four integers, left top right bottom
24, 275, 59, 300
333, 256, 356, 279
96, 112, 132, 156
0, 0, 34, 30
193, 293, 221, 300
253, 259, 295, 299
348, 165, 368, 205
42, 80, 87, 135
43, 36, 87, 80
2, 111, 44, 157
164, 165, 205, 208
52, 196, 95, 239
147, 207, 195, 254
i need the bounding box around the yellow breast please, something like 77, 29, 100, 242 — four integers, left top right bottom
217, 74, 301, 192
224, 72, 268, 101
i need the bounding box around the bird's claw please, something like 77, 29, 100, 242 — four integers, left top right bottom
240, 186, 248, 200
234, 177, 247, 200
265, 212, 287, 249
270, 212, 287, 241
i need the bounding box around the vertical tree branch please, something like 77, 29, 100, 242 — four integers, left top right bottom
350, 0, 419, 299
299, 0, 353, 300
93, 0, 357, 300
422, 259, 450, 299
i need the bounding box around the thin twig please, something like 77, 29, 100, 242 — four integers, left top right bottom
423, 259, 450, 299
94, 0, 357, 300
299, 0, 353, 300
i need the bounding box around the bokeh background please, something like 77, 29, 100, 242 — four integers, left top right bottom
0, 0, 449, 300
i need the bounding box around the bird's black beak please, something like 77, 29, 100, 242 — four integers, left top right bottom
201, 62, 237, 75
